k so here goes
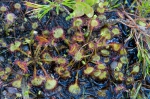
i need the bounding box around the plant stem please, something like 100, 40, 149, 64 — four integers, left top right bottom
132, 82, 142, 99
18, 49, 31, 58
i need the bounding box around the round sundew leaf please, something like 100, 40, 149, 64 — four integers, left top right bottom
53, 28, 64, 39
114, 71, 124, 81
31, 76, 44, 86
68, 83, 81, 95
42, 53, 53, 63
0, 71, 4, 76
126, 77, 134, 84
100, 28, 111, 39
109, 43, 121, 51
97, 7, 105, 13
6, 13, 16, 23
74, 51, 83, 61
14, 60, 28, 73
112, 28, 120, 35
92, 54, 100, 62
120, 56, 128, 64
88, 42, 95, 50
90, 19, 99, 28
97, 90, 106, 97
56, 57, 67, 65
99, 71, 107, 80
92, 70, 101, 77
101, 49, 110, 56
73, 32, 84, 42
73, 18, 83, 27
5, 67, 11, 74
69, 43, 78, 55
84, 66, 94, 75
97, 63, 106, 70
104, 57, 109, 63
62, 70, 71, 78
45, 78, 57, 90
55, 66, 65, 75
9, 41, 21, 52
120, 48, 127, 55
117, 62, 123, 69
131, 65, 140, 74
12, 79, 21, 88
36, 36, 49, 45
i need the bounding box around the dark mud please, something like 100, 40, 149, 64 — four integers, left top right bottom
0, 0, 149, 99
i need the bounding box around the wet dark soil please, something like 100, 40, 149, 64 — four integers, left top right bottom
0, 0, 150, 99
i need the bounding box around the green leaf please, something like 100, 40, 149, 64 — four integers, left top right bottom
85, 0, 97, 6
9, 41, 21, 52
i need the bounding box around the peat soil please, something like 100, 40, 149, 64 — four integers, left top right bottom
0, 0, 150, 99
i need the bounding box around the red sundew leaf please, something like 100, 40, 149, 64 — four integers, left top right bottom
36, 36, 49, 45
68, 43, 79, 55
14, 60, 28, 73
114, 85, 125, 93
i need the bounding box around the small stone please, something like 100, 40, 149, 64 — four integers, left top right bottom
0, 56, 4, 62
110, 61, 118, 70
7, 87, 18, 94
